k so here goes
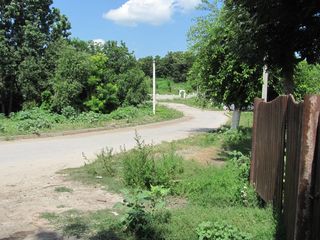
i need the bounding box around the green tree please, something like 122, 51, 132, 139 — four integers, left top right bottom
162, 51, 195, 83
85, 41, 148, 113
230, 0, 320, 94
0, 0, 70, 114
293, 61, 320, 101
190, 1, 262, 128
50, 42, 91, 112
118, 68, 149, 106
138, 56, 153, 78
85, 53, 119, 113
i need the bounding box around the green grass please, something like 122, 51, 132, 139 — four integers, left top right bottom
47, 111, 279, 239
54, 186, 73, 193
166, 205, 276, 240
148, 78, 190, 95
0, 104, 183, 139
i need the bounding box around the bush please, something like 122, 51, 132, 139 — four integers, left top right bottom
122, 135, 156, 189
122, 134, 183, 189
93, 148, 117, 177
109, 106, 139, 120
196, 221, 252, 240
17, 118, 52, 134
76, 111, 108, 124
120, 186, 171, 240
61, 106, 78, 119
227, 151, 250, 181
0, 123, 5, 133
10, 107, 64, 133
152, 149, 184, 188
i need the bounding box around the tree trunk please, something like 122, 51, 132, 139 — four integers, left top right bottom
0, 102, 5, 115
8, 89, 13, 114
231, 108, 241, 129
283, 66, 294, 94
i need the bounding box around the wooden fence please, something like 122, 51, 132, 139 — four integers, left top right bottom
250, 95, 320, 240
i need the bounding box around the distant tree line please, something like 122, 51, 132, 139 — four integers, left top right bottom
0, 1, 196, 115
0, 0, 152, 115
138, 51, 195, 83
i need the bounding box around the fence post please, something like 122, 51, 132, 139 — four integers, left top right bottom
294, 95, 320, 240
250, 98, 263, 185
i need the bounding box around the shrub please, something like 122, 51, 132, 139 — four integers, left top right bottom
120, 186, 171, 240
227, 151, 250, 181
0, 123, 5, 133
95, 148, 117, 177
17, 118, 52, 134
196, 221, 252, 240
122, 135, 156, 189
122, 134, 184, 189
109, 106, 139, 120
76, 111, 108, 124
152, 149, 184, 188
61, 106, 78, 119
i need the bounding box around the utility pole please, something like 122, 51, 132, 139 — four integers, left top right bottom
262, 64, 269, 101
153, 58, 156, 115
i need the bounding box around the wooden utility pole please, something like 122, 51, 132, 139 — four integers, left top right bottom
153, 58, 156, 115
262, 64, 269, 101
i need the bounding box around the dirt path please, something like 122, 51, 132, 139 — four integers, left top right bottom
0, 103, 228, 239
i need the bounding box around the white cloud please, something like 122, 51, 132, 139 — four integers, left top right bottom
174, 0, 201, 11
93, 39, 106, 45
103, 0, 201, 26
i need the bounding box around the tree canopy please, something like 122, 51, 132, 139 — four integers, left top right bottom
138, 51, 194, 83
188, 1, 262, 128
189, 2, 262, 108
230, 0, 320, 93
0, 0, 71, 114
0, 2, 150, 115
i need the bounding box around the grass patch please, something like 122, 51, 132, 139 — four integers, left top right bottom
167, 205, 276, 240
160, 97, 223, 111
51, 111, 279, 239
54, 186, 73, 193
0, 103, 183, 139
41, 212, 59, 221
148, 78, 190, 95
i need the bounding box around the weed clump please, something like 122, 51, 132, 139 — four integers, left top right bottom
122, 133, 183, 190
120, 186, 171, 240
196, 221, 252, 240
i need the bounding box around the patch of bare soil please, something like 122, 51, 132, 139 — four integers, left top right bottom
177, 147, 226, 167
0, 173, 122, 240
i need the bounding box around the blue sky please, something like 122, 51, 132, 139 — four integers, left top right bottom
52, 0, 204, 58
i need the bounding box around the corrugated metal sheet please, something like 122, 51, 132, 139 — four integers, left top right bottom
251, 95, 320, 240
283, 95, 303, 240
250, 96, 288, 209
294, 96, 320, 240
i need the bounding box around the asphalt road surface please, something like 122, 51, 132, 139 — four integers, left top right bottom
0, 103, 228, 237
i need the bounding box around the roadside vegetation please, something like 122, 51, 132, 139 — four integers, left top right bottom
150, 78, 191, 95
0, 104, 182, 139
43, 112, 279, 239
160, 97, 223, 111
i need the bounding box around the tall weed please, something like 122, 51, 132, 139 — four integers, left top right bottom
122, 133, 183, 189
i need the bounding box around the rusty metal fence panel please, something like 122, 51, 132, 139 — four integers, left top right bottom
294, 96, 320, 240
283, 95, 303, 240
251, 95, 320, 240
311, 115, 320, 240
250, 96, 288, 208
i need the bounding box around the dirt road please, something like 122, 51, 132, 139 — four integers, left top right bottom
0, 103, 228, 239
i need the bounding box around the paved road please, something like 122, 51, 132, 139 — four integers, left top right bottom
0, 103, 228, 185
0, 103, 228, 237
